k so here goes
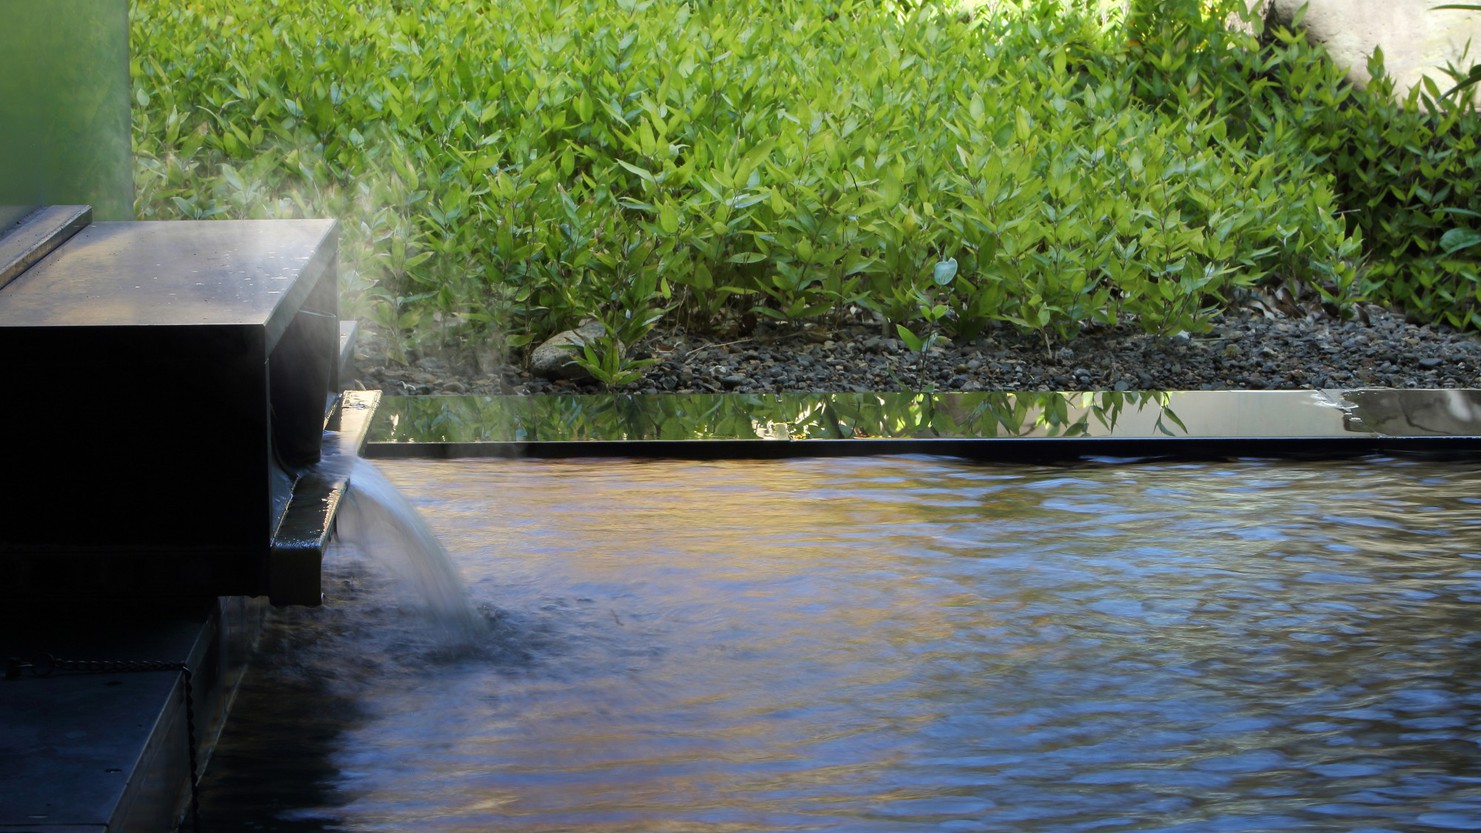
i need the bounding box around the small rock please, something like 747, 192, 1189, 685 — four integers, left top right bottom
1418, 357, 1444, 369
529, 320, 611, 381
721, 374, 748, 388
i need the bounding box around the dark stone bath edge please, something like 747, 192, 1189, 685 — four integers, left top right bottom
363, 388, 1481, 463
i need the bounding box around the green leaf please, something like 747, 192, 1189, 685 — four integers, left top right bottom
932, 257, 958, 286
659, 203, 680, 234
896, 324, 924, 353
615, 159, 656, 184
1441, 228, 1481, 254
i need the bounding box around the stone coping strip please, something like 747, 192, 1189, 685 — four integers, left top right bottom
0, 205, 90, 291
362, 389, 1481, 463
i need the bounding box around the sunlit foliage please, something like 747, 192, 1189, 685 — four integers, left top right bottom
130, 0, 1471, 375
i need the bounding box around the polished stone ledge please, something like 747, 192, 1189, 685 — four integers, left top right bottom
364, 389, 1481, 462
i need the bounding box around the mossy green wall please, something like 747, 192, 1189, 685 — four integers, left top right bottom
0, 0, 133, 227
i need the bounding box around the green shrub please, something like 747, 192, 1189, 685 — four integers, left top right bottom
1122, 1, 1481, 329
132, 0, 1378, 373
1310, 59, 1481, 330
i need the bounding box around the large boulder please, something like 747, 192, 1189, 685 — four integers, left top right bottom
1262, 0, 1481, 97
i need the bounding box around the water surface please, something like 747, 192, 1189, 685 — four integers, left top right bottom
201, 455, 1481, 832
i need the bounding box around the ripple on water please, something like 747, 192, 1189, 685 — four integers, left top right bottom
200, 455, 1481, 832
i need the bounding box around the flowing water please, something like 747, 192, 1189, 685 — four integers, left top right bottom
333, 458, 488, 645
201, 455, 1481, 832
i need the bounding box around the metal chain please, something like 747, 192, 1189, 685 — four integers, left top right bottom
6, 654, 202, 833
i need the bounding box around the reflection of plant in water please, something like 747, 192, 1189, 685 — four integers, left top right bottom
830, 391, 1186, 439
374, 391, 1189, 444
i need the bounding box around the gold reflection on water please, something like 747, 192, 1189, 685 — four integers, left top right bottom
287, 455, 1481, 830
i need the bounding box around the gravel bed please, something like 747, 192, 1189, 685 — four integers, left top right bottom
352, 305, 1481, 397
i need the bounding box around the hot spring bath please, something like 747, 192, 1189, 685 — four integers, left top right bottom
201, 455, 1481, 831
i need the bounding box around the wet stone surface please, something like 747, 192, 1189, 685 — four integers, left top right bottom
353, 305, 1481, 397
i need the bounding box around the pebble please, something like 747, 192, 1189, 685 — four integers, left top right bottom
357, 307, 1481, 397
